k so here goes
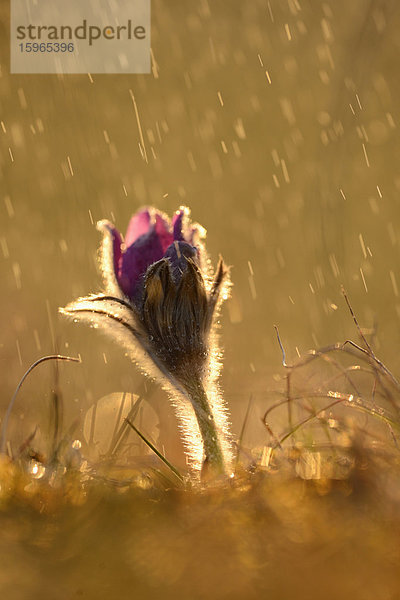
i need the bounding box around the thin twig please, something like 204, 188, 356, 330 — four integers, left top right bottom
341, 286, 373, 354
235, 394, 253, 470
274, 325, 291, 368
0, 354, 80, 454
341, 286, 400, 392
343, 339, 400, 395
275, 393, 400, 449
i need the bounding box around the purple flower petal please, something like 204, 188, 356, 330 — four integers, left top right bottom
172, 207, 202, 247
154, 213, 174, 252
125, 209, 173, 251
124, 209, 151, 248
119, 227, 168, 301
172, 209, 185, 242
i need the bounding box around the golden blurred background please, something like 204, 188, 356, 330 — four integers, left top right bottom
1, 0, 400, 463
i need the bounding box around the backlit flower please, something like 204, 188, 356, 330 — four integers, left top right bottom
60, 206, 232, 476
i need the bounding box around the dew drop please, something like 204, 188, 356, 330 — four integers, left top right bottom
28, 460, 45, 479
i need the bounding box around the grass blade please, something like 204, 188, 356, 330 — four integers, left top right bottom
125, 417, 183, 483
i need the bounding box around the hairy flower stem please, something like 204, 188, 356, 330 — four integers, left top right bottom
184, 378, 226, 477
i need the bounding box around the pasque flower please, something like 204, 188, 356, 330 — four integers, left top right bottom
60, 206, 232, 476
